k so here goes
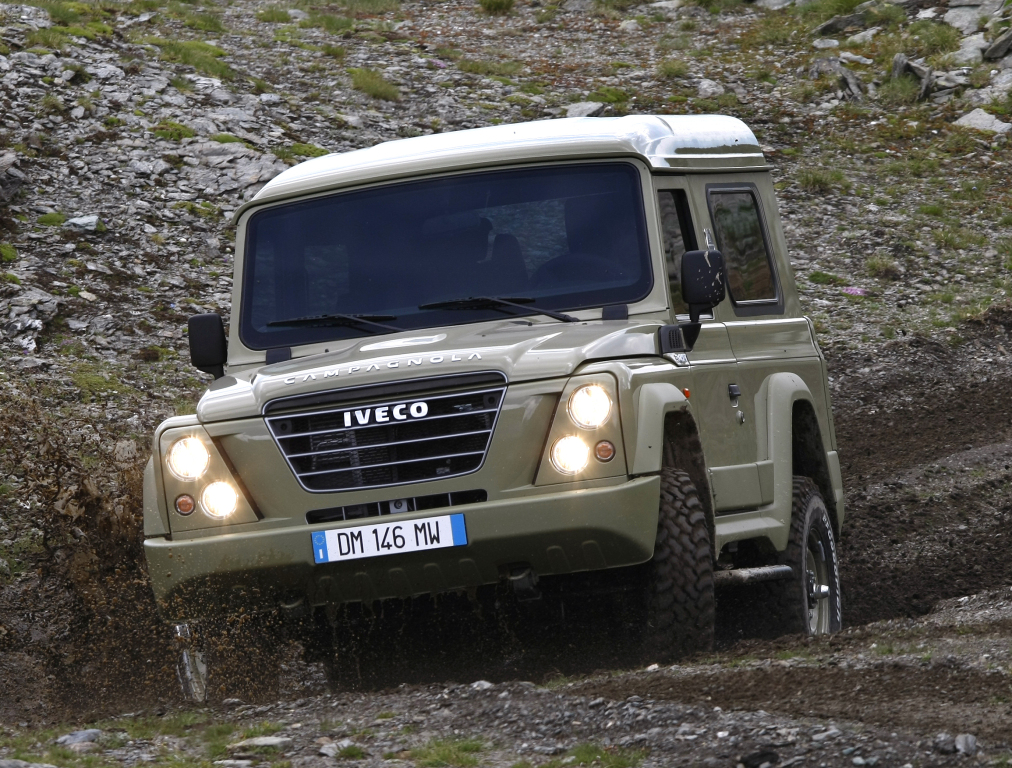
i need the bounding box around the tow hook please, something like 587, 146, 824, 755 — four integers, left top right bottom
508, 567, 542, 602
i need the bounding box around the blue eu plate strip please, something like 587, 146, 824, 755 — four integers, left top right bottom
450, 513, 467, 546
312, 531, 329, 564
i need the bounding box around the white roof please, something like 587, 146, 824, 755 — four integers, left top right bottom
240, 115, 763, 215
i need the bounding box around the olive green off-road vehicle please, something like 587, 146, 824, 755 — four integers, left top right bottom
144, 115, 845, 700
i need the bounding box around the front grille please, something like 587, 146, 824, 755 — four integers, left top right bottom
265, 373, 506, 493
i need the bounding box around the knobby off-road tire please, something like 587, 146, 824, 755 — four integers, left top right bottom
766, 477, 842, 636
642, 468, 715, 661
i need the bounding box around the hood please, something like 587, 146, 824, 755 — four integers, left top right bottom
196, 318, 662, 422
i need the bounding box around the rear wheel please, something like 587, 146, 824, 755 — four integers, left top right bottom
767, 477, 842, 636
641, 468, 715, 661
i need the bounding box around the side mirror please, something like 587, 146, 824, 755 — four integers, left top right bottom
659, 250, 727, 355
681, 249, 726, 323
188, 313, 227, 379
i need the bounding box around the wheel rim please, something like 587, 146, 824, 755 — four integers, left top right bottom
805, 532, 831, 635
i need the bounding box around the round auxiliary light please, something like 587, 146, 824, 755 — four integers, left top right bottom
568, 384, 612, 429
175, 494, 196, 516
551, 435, 590, 475
167, 437, 210, 480
595, 440, 616, 463
201, 481, 238, 519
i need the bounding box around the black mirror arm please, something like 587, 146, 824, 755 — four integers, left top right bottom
197, 362, 226, 379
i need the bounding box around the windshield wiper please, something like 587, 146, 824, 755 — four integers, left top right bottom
267, 312, 401, 333
418, 296, 578, 323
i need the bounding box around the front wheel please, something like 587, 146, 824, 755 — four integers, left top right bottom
768, 477, 842, 636
641, 468, 715, 661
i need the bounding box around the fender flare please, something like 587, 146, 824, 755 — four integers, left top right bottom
629, 382, 690, 476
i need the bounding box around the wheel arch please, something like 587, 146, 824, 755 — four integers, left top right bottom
791, 399, 839, 538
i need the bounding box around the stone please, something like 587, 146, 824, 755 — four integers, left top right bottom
259, 93, 282, 105
840, 51, 874, 64
618, 19, 640, 32
649, 0, 684, 9
63, 215, 102, 231
952, 32, 989, 65
0, 762, 58, 768
471, 679, 494, 690
943, 5, 985, 34
756, 0, 794, 9
229, 737, 292, 750
955, 734, 977, 755
814, 12, 865, 35
563, 0, 594, 10
56, 730, 101, 745
985, 27, 1012, 60
697, 78, 725, 98
954, 107, 1012, 132
846, 26, 880, 44
813, 38, 841, 48
68, 743, 98, 754
287, 8, 309, 19
916, 7, 939, 17
566, 101, 605, 117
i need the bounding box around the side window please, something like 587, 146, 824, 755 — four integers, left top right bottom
657, 189, 697, 315
708, 190, 777, 303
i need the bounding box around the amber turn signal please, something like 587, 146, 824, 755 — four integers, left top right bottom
175, 494, 196, 516
594, 440, 616, 462
682, 388, 691, 398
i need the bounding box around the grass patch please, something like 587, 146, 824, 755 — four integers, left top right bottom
587, 85, 628, 102
3, 272, 21, 285
547, 744, 646, 768
349, 67, 400, 100
657, 58, 688, 79
145, 38, 234, 80
184, 11, 225, 32
410, 739, 485, 768
321, 43, 346, 57
38, 212, 66, 226
211, 133, 243, 143
241, 722, 284, 739
26, 27, 68, 50
457, 58, 522, 76
918, 204, 944, 217
808, 270, 847, 285
256, 5, 291, 21
479, 0, 514, 13
153, 120, 195, 140
290, 142, 328, 157
867, 255, 899, 279
338, 745, 366, 759
797, 168, 847, 193
878, 73, 920, 106
908, 19, 961, 56
0, 243, 17, 262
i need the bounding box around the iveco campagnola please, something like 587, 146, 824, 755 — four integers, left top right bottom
143, 114, 845, 700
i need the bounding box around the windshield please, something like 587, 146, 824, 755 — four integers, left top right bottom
240, 162, 653, 350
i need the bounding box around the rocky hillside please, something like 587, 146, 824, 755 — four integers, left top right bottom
1, 0, 1012, 738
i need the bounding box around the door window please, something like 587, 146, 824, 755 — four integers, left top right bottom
708, 190, 777, 303
657, 189, 697, 316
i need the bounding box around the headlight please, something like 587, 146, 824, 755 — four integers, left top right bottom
167, 438, 210, 480
201, 481, 238, 518
568, 384, 612, 429
551, 436, 590, 474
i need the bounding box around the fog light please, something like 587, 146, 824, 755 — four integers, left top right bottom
201, 481, 238, 519
175, 494, 196, 516
569, 384, 612, 429
167, 437, 210, 480
551, 435, 590, 474
595, 440, 616, 462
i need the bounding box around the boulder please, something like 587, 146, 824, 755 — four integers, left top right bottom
954, 107, 1012, 133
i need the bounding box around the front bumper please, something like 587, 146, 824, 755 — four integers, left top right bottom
145, 475, 660, 621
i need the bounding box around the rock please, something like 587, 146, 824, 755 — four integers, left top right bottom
319, 739, 356, 757
0, 762, 58, 768
471, 680, 494, 690
955, 734, 977, 755
812, 728, 842, 741
840, 51, 874, 64
813, 38, 840, 48
741, 750, 779, 768
814, 12, 865, 35
566, 101, 605, 117
952, 32, 988, 65
618, 19, 640, 32
757, 0, 794, 8
563, 0, 594, 9
259, 93, 282, 105
697, 78, 725, 98
809, 57, 865, 99
985, 27, 1012, 60
78, 290, 98, 302
954, 107, 1012, 133
934, 733, 957, 754
56, 730, 101, 745
649, 0, 684, 9
287, 8, 309, 19
68, 743, 98, 754
63, 215, 103, 231
228, 737, 292, 750
916, 7, 939, 17
943, 5, 985, 34
846, 26, 880, 44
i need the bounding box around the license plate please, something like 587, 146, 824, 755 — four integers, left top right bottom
311, 513, 468, 564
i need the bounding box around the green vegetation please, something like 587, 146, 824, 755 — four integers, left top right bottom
185, 11, 225, 32
301, 12, 354, 32
153, 120, 196, 140
657, 58, 688, 79
514, 743, 646, 768
257, 5, 291, 21
290, 142, 328, 157
808, 271, 847, 285
797, 168, 848, 193
907, 19, 961, 56
0, 243, 16, 263
38, 212, 66, 226
26, 27, 68, 50
349, 67, 400, 100
479, 0, 514, 14
39, 92, 66, 114
3, 272, 21, 285
587, 85, 628, 102
878, 74, 920, 106
338, 745, 366, 759
211, 133, 243, 143
866, 255, 899, 279
145, 38, 234, 80
410, 738, 485, 768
